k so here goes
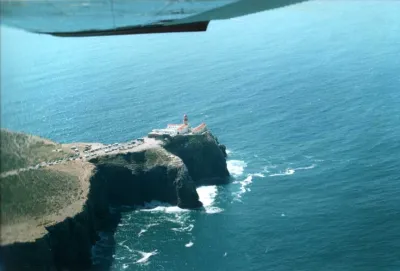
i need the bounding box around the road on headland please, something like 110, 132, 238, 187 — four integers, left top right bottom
0, 137, 162, 178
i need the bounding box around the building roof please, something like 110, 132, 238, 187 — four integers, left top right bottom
177, 124, 188, 131
192, 123, 206, 132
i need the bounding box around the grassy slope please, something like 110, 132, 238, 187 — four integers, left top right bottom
0, 130, 91, 244
0, 129, 73, 173
1, 169, 80, 225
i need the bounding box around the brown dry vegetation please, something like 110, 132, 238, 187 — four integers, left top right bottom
1, 168, 79, 225
0, 130, 94, 245
0, 129, 74, 173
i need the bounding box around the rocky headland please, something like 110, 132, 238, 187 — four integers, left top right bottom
0, 129, 229, 270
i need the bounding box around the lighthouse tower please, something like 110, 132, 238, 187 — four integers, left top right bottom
183, 114, 189, 126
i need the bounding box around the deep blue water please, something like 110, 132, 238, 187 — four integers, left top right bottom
2, 2, 400, 270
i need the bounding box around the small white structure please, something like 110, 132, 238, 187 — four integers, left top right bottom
177, 124, 189, 135
148, 114, 208, 138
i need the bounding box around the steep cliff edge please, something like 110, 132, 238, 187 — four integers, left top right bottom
0, 130, 229, 270
164, 132, 230, 185
89, 147, 202, 208
0, 162, 109, 271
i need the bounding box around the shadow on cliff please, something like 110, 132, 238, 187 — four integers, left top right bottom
0, 172, 122, 271
90, 210, 121, 271
1, 132, 230, 271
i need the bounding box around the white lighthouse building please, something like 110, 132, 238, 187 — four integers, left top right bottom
148, 114, 207, 138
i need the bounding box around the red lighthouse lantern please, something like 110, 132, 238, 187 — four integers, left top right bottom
183, 114, 188, 125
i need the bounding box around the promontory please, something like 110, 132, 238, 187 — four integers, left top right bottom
0, 117, 230, 270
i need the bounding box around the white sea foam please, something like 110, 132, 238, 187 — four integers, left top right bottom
268, 164, 315, 177
269, 168, 295, 177
197, 186, 216, 206
232, 175, 253, 202
171, 224, 194, 232
166, 216, 185, 225
227, 160, 247, 177
140, 201, 189, 213
231, 171, 265, 202
185, 241, 194, 247
197, 185, 223, 213
121, 244, 134, 253
136, 250, 158, 264
136, 183, 224, 216
206, 207, 224, 214
226, 149, 232, 155
118, 240, 127, 246
138, 223, 158, 237
295, 164, 316, 170
138, 229, 147, 237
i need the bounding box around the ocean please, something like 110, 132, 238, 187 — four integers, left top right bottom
1, 1, 400, 270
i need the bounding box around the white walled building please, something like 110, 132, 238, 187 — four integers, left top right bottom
148, 114, 207, 138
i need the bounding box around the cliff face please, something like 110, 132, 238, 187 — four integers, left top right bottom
0, 131, 229, 271
89, 148, 202, 208
0, 171, 110, 271
164, 132, 230, 185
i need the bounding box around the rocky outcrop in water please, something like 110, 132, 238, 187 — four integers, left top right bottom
90, 148, 202, 208
164, 132, 230, 185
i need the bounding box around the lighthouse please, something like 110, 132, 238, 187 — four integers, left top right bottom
183, 114, 189, 126
148, 114, 208, 138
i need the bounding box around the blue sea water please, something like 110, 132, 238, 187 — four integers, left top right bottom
1, 1, 400, 270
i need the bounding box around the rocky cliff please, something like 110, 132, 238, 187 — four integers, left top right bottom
164, 132, 230, 185
89, 147, 202, 209
0, 165, 110, 271
0, 131, 229, 270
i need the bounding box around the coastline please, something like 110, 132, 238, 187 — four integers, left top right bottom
0, 129, 230, 270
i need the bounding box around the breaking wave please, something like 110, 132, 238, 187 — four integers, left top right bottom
138, 223, 159, 237
171, 224, 194, 232
197, 185, 223, 214
232, 172, 265, 202
139, 201, 189, 213
135, 250, 158, 264
232, 175, 252, 202
269, 169, 295, 177
269, 164, 316, 177
295, 164, 316, 170
227, 160, 247, 177
135, 182, 226, 215
185, 241, 194, 247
